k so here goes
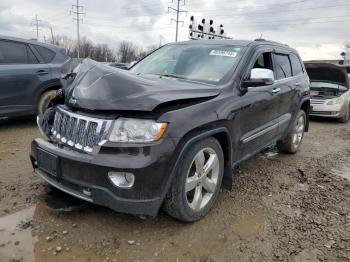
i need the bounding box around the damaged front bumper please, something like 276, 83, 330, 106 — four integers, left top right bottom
30, 138, 176, 217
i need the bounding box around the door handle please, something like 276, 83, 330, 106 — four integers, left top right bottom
36, 70, 48, 76
295, 82, 301, 86
272, 87, 281, 94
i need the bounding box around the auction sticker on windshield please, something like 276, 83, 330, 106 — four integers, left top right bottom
209, 50, 238, 57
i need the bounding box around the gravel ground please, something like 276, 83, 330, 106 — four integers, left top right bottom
0, 116, 349, 262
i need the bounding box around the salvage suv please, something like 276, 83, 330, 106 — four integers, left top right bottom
30, 39, 310, 222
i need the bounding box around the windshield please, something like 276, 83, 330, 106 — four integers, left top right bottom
130, 44, 244, 84
310, 81, 348, 91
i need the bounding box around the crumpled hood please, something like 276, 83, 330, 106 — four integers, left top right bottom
66, 59, 220, 111
305, 63, 349, 87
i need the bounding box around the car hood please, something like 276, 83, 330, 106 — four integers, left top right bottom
305, 63, 349, 87
65, 59, 220, 111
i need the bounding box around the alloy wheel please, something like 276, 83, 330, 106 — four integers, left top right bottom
292, 114, 305, 148
185, 147, 220, 211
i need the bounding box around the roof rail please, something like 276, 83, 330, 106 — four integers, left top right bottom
254, 38, 289, 47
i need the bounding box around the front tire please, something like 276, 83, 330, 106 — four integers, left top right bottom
37, 90, 57, 116
163, 137, 224, 222
277, 110, 306, 154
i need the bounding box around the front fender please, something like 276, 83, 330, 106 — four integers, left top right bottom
160, 127, 233, 206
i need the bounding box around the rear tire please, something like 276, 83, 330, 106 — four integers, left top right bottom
37, 90, 57, 116
163, 137, 224, 222
277, 110, 306, 154
338, 105, 349, 123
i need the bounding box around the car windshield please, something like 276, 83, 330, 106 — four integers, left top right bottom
310, 81, 348, 91
130, 44, 244, 84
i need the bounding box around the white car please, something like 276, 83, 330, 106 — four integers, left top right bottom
306, 63, 350, 123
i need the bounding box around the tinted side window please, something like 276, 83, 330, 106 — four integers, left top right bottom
274, 54, 292, 80
33, 45, 55, 63
290, 53, 303, 76
0, 40, 28, 64
252, 52, 273, 71
27, 46, 39, 64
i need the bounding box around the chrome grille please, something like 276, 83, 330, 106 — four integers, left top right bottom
311, 99, 326, 105
51, 106, 112, 153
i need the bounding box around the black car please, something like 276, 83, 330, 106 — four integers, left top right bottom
0, 35, 70, 117
30, 39, 310, 222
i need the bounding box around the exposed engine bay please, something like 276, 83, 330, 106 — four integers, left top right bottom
305, 62, 349, 99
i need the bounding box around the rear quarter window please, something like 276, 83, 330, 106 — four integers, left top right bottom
32, 45, 56, 63
289, 53, 304, 76
27, 46, 39, 64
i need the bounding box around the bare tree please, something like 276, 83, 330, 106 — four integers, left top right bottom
117, 41, 139, 63
54, 35, 116, 62
54, 35, 77, 57
138, 45, 159, 60
54, 35, 157, 63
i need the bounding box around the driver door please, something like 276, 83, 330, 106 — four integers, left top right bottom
237, 49, 283, 158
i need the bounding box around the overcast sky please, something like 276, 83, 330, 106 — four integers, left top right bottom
0, 0, 349, 60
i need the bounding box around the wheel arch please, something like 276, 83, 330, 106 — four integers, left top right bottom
300, 98, 310, 132
167, 126, 233, 196
33, 80, 61, 113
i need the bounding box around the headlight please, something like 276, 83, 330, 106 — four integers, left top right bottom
327, 97, 344, 105
108, 118, 168, 143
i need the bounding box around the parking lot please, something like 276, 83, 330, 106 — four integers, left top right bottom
0, 117, 349, 262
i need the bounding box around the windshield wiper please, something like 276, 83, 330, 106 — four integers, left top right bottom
160, 73, 188, 80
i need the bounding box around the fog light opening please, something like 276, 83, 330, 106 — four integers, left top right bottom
108, 172, 135, 189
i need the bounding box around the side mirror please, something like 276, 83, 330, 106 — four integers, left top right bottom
242, 68, 275, 88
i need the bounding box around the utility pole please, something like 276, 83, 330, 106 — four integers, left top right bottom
168, 0, 187, 42
50, 25, 55, 44
31, 14, 41, 40
70, 0, 85, 58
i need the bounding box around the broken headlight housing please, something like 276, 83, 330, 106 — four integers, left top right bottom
108, 118, 168, 143
327, 97, 344, 105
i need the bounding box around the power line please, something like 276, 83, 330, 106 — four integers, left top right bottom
223, 18, 350, 27
191, 2, 350, 16
70, 0, 85, 58
82, 17, 350, 36
31, 14, 42, 40
74, 0, 350, 22
168, 0, 188, 42
221, 14, 350, 26
185, 0, 342, 9
40, 0, 346, 22
83, 12, 350, 31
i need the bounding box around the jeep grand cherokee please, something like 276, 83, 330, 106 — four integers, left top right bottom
30, 39, 310, 222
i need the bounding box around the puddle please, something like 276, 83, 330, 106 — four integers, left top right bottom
332, 163, 350, 180
0, 206, 37, 262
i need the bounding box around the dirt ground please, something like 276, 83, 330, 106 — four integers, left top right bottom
0, 116, 349, 262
